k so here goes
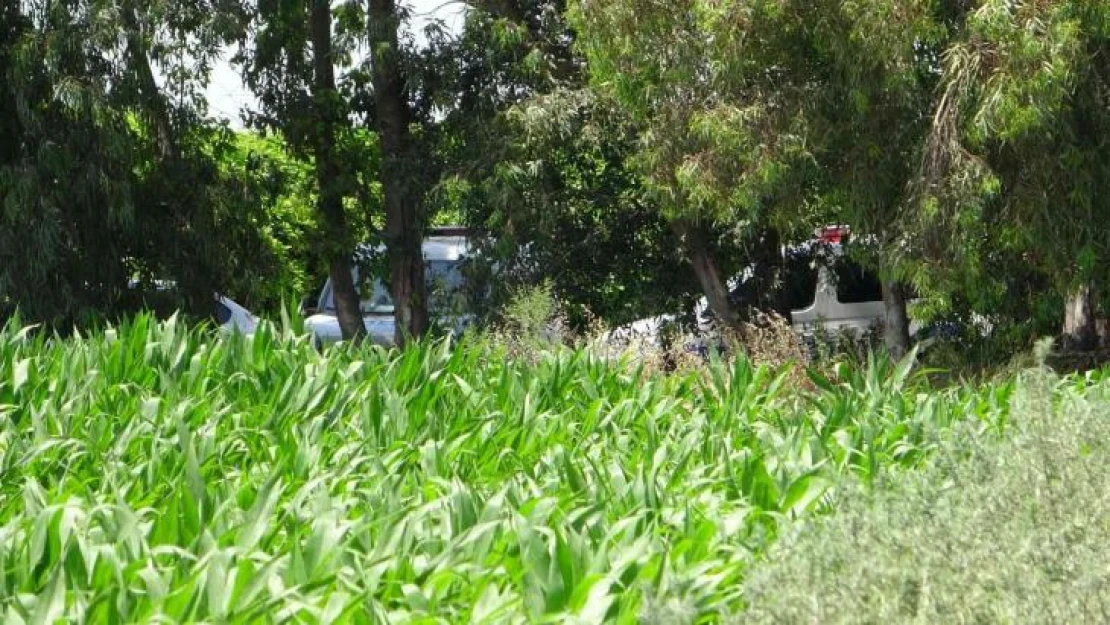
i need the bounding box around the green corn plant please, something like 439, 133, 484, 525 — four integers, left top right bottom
0, 314, 1099, 623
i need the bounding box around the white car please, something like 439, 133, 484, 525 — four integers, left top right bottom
213, 294, 259, 335
305, 230, 476, 346
127, 280, 258, 335
786, 228, 922, 342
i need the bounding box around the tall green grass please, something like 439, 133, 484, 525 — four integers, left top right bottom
0, 315, 1066, 622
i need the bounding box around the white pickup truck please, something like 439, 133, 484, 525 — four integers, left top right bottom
305, 231, 475, 346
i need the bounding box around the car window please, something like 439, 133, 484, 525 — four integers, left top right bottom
359, 275, 395, 314
834, 260, 883, 304
426, 260, 469, 313
214, 301, 232, 325
323, 260, 467, 315
782, 247, 819, 310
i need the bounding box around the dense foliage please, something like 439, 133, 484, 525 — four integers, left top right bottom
913, 1, 1110, 350
1, 3, 1108, 623
427, 4, 701, 329
2, 0, 1107, 356
0, 316, 1054, 622
0, 1, 296, 326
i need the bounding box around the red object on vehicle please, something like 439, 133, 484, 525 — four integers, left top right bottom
817, 225, 850, 245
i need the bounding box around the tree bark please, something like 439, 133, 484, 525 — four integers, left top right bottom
754, 227, 791, 321
671, 219, 738, 329
1063, 283, 1097, 351
882, 279, 911, 360
312, 0, 364, 341
369, 0, 427, 347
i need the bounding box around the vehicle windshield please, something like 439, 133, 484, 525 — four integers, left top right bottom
324, 260, 468, 315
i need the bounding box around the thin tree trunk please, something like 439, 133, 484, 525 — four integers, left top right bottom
312, 0, 364, 341
369, 0, 427, 347
1063, 283, 1097, 351
671, 219, 738, 329
882, 279, 911, 360
755, 227, 790, 321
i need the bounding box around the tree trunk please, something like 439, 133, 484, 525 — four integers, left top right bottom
369, 0, 427, 347
312, 0, 364, 341
1063, 283, 1097, 351
881, 279, 911, 360
754, 227, 790, 321
671, 219, 738, 329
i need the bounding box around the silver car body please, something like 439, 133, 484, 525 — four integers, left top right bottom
305, 234, 473, 346
788, 247, 922, 340
214, 295, 259, 335
126, 279, 258, 335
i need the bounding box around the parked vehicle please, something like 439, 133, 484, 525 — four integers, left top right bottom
785, 226, 923, 345
212, 295, 259, 335
126, 280, 258, 335
601, 226, 931, 358
305, 229, 478, 346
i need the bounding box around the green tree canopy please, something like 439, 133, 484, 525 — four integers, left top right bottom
914, 0, 1110, 346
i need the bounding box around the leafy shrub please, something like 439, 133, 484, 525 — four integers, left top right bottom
479, 281, 579, 362
727, 313, 810, 377
592, 311, 809, 379
739, 366, 1110, 624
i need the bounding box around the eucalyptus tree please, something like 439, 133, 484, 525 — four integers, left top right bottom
800, 0, 955, 358
423, 2, 702, 328
237, 0, 459, 346
915, 0, 1110, 350
235, 0, 369, 341
0, 1, 138, 325
362, 0, 579, 343
1, 0, 281, 327
364, 0, 429, 345
571, 1, 820, 329
112, 0, 262, 314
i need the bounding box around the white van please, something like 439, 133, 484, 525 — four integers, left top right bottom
305, 229, 476, 346
785, 226, 922, 343
602, 226, 925, 356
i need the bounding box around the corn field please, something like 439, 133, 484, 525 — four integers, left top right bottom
0, 315, 1064, 623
